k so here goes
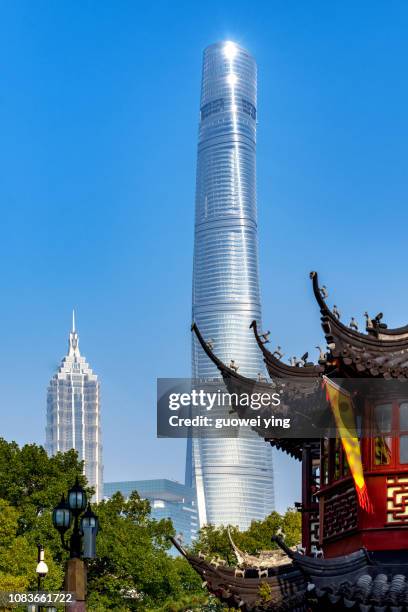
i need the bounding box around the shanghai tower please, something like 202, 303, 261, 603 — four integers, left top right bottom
186, 41, 275, 529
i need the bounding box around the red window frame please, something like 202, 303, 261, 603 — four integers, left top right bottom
320, 437, 350, 487
370, 400, 408, 470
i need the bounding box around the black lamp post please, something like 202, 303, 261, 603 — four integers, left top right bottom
52, 477, 99, 559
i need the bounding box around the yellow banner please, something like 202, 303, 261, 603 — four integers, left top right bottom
323, 376, 372, 512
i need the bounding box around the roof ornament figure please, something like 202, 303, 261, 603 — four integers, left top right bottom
315, 346, 327, 362
229, 359, 239, 372
374, 312, 388, 329
311, 545, 324, 559
272, 346, 284, 360
257, 373, 267, 382
319, 285, 329, 299
300, 352, 309, 366
206, 338, 214, 350
364, 312, 374, 330
290, 353, 309, 367
333, 305, 341, 320
349, 317, 359, 331
210, 556, 226, 568
259, 330, 271, 344
210, 557, 221, 569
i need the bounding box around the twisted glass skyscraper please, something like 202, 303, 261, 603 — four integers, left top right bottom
186, 41, 275, 529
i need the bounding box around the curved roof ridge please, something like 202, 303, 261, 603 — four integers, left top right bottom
191, 322, 261, 385
310, 271, 408, 347
250, 320, 323, 378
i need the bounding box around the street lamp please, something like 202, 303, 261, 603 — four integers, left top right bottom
52, 477, 99, 559
51, 478, 98, 611
36, 544, 48, 591
81, 504, 99, 558
52, 494, 72, 534
68, 478, 88, 515
34, 544, 49, 612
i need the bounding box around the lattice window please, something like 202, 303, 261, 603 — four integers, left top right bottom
310, 512, 319, 544
387, 475, 408, 524
323, 487, 358, 541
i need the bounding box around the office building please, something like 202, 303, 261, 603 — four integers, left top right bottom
187, 41, 275, 528
46, 312, 103, 501
104, 479, 198, 546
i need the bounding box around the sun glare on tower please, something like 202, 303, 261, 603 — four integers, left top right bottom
226, 73, 238, 86
223, 41, 237, 60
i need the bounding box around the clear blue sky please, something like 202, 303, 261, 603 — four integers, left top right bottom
1, 1, 408, 513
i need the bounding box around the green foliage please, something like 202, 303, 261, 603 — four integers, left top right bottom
258, 581, 273, 603
0, 438, 87, 593
86, 492, 207, 610
0, 439, 90, 512
191, 508, 301, 563
0, 439, 209, 610
0, 438, 90, 559
0, 437, 300, 611
0, 498, 63, 591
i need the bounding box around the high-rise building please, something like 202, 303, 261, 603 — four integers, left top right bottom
46, 313, 103, 502
104, 479, 198, 548
186, 41, 275, 529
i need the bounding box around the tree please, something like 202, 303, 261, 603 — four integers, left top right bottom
191, 508, 301, 563
0, 499, 63, 592
0, 438, 301, 611
87, 491, 206, 610
0, 438, 86, 591
0, 439, 208, 610
0, 439, 90, 539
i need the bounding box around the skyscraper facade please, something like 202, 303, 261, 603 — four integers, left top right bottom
187, 41, 275, 529
104, 479, 198, 548
46, 313, 103, 502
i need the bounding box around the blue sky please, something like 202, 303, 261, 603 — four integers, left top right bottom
1, 1, 408, 512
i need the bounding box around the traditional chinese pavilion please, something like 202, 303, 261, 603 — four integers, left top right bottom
172, 272, 408, 611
